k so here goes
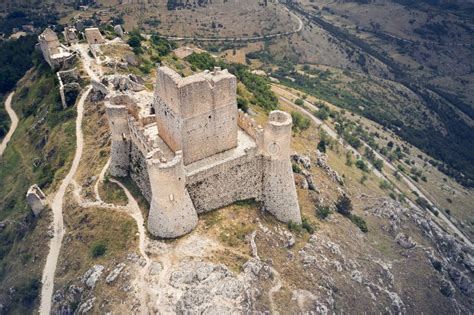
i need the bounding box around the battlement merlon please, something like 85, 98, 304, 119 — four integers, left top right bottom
154, 66, 237, 118
146, 151, 198, 238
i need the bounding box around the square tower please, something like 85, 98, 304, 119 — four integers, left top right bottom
153, 66, 238, 165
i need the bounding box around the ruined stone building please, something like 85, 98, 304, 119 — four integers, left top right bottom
63, 26, 79, 45
105, 66, 301, 238
84, 27, 106, 57
84, 27, 105, 45
26, 184, 46, 217
38, 28, 75, 70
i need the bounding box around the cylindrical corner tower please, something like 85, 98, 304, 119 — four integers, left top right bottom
105, 103, 130, 177
146, 151, 198, 238
262, 110, 302, 224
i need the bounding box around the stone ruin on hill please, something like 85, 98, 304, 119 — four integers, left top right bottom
104, 66, 302, 238
38, 28, 76, 70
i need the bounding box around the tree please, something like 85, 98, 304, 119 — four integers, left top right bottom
317, 140, 327, 153
335, 195, 353, 216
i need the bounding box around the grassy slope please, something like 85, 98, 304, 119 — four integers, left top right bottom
0, 63, 77, 313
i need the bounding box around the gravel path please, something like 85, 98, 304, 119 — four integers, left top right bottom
0, 92, 18, 157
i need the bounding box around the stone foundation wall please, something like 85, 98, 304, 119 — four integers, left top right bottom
186, 150, 264, 213
129, 142, 152, 202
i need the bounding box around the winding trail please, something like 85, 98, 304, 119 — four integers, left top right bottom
0, 92, 18, 157
39, 86, 92, 315
110, 179, 152, 314
273, 84, 473, 247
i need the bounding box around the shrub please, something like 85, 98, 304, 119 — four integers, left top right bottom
237, 97, 249, 112
315, 107, 330, 120
288, 217, 315, 234
346, 151, 353, 166
350, 214, 368, 233
291, 111, 310, 132
302, 217, 316, 234
379, 179, 393, 190
335, 195, 353, 215
355, 159, 369, 172
287, 221, 303, 233
295, 98, 304, 106
316, 205, 332, 220
90, 241, 107, 258
16, 278, 41, 306
292, 163, 302, 174
346, 135, 362, 149
416, 197, 432, 211
373, 158, 384, 171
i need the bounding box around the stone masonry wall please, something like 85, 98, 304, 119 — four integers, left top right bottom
153, 95, 183, 153
186, 150, 264, 213
129, 142, 152, 202
154, 67, 238, 165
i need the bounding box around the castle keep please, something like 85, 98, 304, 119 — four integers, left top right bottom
106, 66, 301, 238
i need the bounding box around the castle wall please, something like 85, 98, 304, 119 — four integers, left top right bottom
181, 104, 237, 165
153, 95, 183, 153
129, 142, 152, 202
186, 149, 263, 213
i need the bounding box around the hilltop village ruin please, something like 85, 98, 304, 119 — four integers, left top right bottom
37, 27, 302, 238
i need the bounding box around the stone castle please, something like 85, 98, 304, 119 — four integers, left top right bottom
38, 28, 75, 70
106, 66, 301, 238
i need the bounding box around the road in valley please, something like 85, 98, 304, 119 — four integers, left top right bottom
0, 92, 18, 157
273, 84, 473, 247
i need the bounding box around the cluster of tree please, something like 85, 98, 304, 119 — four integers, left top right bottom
185, 52, 278, 111
0, 10, 58, 36
364, 147, 384, 171
0, 35, 38, 139
127, 30, 144, 55
150, 34, 177, 61
291, 111, 310, 132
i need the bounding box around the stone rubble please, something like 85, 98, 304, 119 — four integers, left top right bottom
82, 265, 105, 289
106, 263, 126, 284
316, 150, 344, 185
